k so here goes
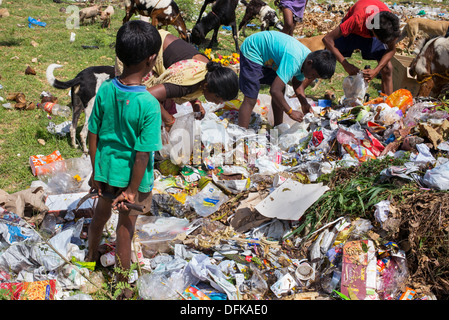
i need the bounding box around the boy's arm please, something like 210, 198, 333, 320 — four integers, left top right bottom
270, 76, 305, 123
292, 76, 314, 115
112, 151, 150, 210
88, 130, 103, 194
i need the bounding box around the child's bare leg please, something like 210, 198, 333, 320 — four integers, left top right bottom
115, 213, 138, 282
87, 198, 112, 262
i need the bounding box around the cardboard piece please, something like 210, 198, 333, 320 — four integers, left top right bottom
391, 55, 420, 96
341, 240, 377, 300
254, 179, 329, 220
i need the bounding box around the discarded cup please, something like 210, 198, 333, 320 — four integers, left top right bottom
100, 251, 115, 267
295, 259, 315, 284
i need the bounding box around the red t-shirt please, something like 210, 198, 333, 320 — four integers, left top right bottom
340, 0, 390, 38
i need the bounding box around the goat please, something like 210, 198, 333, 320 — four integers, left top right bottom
409, 30, 449, 98
196, 0, 216, 25
191, 0, 240, 52
100, 5, 114, 28
239, 0, 283, 37
123, 0, 190, 42
79, 5, 101, 25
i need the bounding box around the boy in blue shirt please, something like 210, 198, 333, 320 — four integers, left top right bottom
238, 31, 336, 129
87, 20, 162, 290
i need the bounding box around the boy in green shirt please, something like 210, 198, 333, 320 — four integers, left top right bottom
87, 20, 162, 291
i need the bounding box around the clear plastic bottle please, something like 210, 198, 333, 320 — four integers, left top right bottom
39, 102, 71, 118
40, 213, 56, 238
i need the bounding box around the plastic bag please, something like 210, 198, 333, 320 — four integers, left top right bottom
423, 160, 449, 190
186, 183, 228, 217
342, 72, 368, 106
160, 112, 196, 165
385, 89, 414, 113
336, 128, 378, 162
137, 268, 195, 300
38, 155, 92, 194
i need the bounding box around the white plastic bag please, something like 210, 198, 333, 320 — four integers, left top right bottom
342, 72, 368, 106
423, 160, 449, 190
160, 112, 196, 165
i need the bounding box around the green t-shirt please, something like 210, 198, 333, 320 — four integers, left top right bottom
88, 77, 162, 192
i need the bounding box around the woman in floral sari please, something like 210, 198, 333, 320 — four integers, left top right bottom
116, 29, 239, 129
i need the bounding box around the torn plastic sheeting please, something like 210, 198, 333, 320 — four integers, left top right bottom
409, 143, 436, 163
255, 179, 329, 221
31, 228, 74, 271
0, 207, 41, 244
0, 242, 39, 274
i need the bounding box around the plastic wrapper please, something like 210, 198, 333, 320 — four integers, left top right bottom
385, 89, 414, 113
270, 272, 298, 298
238, 264, 268, 299
341, 240, 377, 300
212, 165, 251, 194
29, 150, 63, 176
151, 192, 189, 217
0, 208, 40, 245
186, 182, 228, 217
0, 279, 57, 300
186, 253, 238, 300
336, 128, 382, 162
377, 243, 409, 300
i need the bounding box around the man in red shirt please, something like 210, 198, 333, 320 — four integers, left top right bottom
323, 0, 400, 95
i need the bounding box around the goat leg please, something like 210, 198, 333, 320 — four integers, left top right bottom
208, 26, 220, 48
123, 7, 134, 24
231, 22, 240, 53
196, 1, 209, 25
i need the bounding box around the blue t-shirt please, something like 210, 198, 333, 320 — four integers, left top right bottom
241, 31, 311, 84
88, 77, 162, 192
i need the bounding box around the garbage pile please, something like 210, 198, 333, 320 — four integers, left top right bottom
1, 68, 449, 300
295, 0, 449, 52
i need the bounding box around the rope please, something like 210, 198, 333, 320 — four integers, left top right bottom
417, 71, 449, 84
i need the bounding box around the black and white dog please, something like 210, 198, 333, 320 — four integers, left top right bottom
239, 0, 283, 37
191, 0, 240, 52
46, 64, 115, 153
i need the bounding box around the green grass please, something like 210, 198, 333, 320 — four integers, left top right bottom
0, 0, 442, 193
